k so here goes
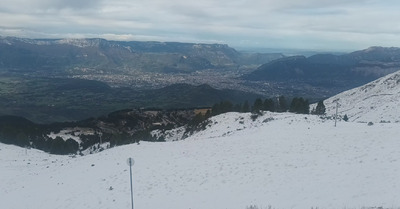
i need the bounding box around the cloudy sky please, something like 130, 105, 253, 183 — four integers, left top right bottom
1, 0, 399, 51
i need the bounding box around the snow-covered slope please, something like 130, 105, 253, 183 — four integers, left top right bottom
317, 70, 400, 122
1, 112, 399, 209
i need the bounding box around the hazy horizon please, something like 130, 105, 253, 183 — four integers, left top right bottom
1, 0, 400, 52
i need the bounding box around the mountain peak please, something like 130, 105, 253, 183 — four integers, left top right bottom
348, 46, 400, 62
363, 46, 399, 52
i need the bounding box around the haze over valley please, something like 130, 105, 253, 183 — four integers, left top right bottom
1, 36, 400, 122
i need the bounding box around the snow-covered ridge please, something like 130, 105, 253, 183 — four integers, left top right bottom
55, 38, 111, 48
0, 36, 115, 48
314, 70, 400, 122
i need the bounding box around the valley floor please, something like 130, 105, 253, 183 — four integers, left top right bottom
1, 112, 400, 209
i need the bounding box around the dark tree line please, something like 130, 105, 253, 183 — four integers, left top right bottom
0, 100, 327, 155
211, 96, 326, 116
289, 97, 310, 114
211, 97, 282, 116
0, 112, 158, 155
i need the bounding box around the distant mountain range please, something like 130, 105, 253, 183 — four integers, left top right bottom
0, 36, 283, 74
2, 36, 399, 93
244, 47, 400, 92
0, 36, 285, 122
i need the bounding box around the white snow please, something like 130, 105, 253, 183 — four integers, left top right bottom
48, 130, 81, 143
314, 69, 400, 123
1, 112, 400, 209
151, 126, 186, 142
47, 127, 96, 144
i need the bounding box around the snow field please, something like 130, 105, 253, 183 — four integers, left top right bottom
1, 112, 400, 209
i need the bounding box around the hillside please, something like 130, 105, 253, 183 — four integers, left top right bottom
1, 112, 399, 209
243, 47, 400, 95
0, 76, 261, 123
315, 70, 400, 122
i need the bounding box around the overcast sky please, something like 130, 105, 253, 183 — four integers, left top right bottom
1, 0, 399, 51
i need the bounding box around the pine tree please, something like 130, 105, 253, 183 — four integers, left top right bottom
65, 138, 79, 154
289, 97, 310, 114
289, 97, 298, 113
263, 98, 275, 112
343, 114, 349, 122
303, 98, 310, 114
189, 113, 205, 126
242, 100, 250, 113
50, 136, 67, 155
211, 103, 221, 116
233, 104, 242, 112
252, 98, 263, 112
205, 109, 211, 118
220, 101, 233, 113
315, 100, 326, 115
211, 101, 233, 116
15, 132, 30, 147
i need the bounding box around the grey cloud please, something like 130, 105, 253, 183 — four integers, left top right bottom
29, 0, 104, 11
1, 0, 400, 51
49, 0, 103, 10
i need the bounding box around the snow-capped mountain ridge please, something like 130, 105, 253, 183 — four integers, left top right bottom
55, 38, 112, 48
0, 36, 119, 48
317, 69, 400, 122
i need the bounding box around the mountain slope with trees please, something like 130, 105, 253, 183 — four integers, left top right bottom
243, 47, 400, 94
0, 108, 205, 154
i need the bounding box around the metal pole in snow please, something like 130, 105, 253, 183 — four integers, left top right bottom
127, 157, 135, 209
334, 100, 339, 127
